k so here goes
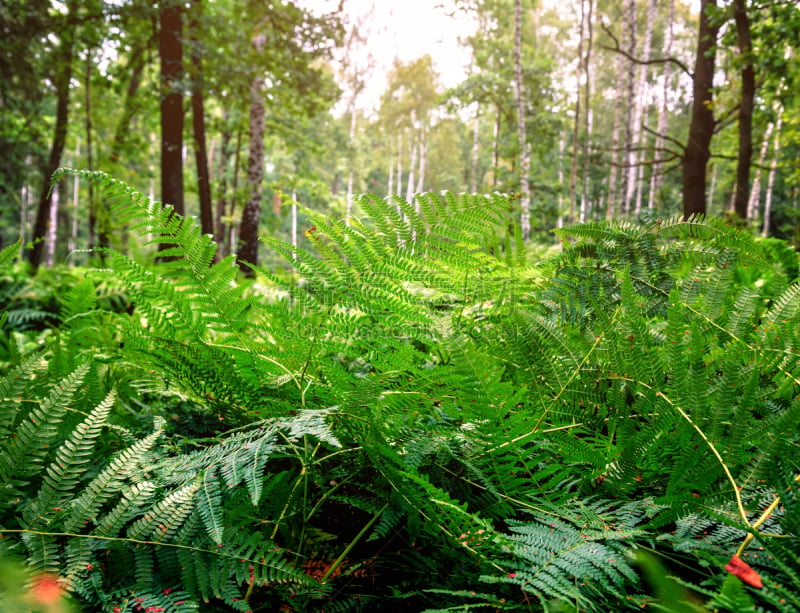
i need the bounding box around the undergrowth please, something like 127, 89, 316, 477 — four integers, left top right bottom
0, 169, 798, 612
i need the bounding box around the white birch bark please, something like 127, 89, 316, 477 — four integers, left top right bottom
569, 0, 586, 223
406, 140, 417, 203
580, 0, 593, 223
748, 120, 775, 221
622, 0, 636, 215
762, 114, 783, 237
346, 107, 357, 224
606, 52, 625, 220
631, 0, 656, 216
46, 182, 59, 267
648, 0, 675, 210
514, 0, 531, 239
416, 127, 426, 198
291, 190, 297, 261
471, 108, 480, 193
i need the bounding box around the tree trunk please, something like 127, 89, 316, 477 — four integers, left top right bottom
46, 181, 60, 267
406, 139, 417, 202
682, 0, 719, 219
648, 0, 675, 210
189, 0, 214, 239
346, 106, 357, 223
514, 0, 531, 239
471, 108, 480, 193
416, 126, 426, 197
27, 3, 75, 271
622, 0, 636, 216
761, 114, 782, 238
214, 114, 231, 252
632, 0, 656, 216
568, 0, 586, 224
748, 119, 775, 221
580, 0, 593, 223
606, 50, 625, 220
159, 0, 185, 216
733, 0, 754, 220
238, 31, 267, 275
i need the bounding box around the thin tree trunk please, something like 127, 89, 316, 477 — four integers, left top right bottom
396, 132, 402, 197
190, 0, 214, 238
214, 113, 231, 252
471, 108, 480, 193
84, 51, 99, 254
514, 0, 531, 239
682, 0, 719, 219
406, 140, 417, 202
226, 126, 243, 258
648, 0, 675, 211
238, 31, 267, 274
733, 0, 754, 220
291, 190, 298, 261
492, 106, 500, 188
416, 127, 426, 197
387, 141, 394, 198
46, 182, 59, 267
632, 0, 656, 216
761, 114, 782, 238
346, 106, 357, 223
28, 2, 75, 271
622, 0, 636, 216
569, 0, 586, 224
748, 120, 775, 221
606, 51, 625, 220
580, 0, 593, 223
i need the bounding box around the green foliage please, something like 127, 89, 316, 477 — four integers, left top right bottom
1, 170, 799, 611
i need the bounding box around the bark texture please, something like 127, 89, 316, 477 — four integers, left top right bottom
238, 31, 267, 275
682, 0, 719, 219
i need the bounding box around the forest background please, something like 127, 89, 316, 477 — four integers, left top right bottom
2, 0, 799, 271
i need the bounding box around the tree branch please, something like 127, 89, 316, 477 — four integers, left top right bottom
598, 21, 693, 79
643, 124, 687, 153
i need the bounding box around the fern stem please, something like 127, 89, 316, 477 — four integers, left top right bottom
527, 324, 610, 442
655, 391, 750, 527
319, 503, 387, 584
0, 528, 284, 568
735, 472, 800, 557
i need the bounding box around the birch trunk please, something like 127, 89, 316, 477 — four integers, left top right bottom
46, 183, 59, 267
514, 0, 531, 239
622, 0, 636, 216
761, 114, 782, 238
471, 109, 480, 193
747, 120, 775, 221
648, 0, 675, 211
606, 51, 625, 220
569, 0, 586, 223
406, 140, 417, 203
416, 127, 426, 198
632, 0, 656, 216
346, 107, 357, 224
579, 0, 593, 223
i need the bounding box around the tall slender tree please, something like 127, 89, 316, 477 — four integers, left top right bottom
238, 28, 267, 275
732, 0, 754, 221
514, 0, 531, 238
188, 0, 213, 238
159, 0, 184, 216
27, 0, 77, 271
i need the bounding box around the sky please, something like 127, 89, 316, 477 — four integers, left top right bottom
301, 0, 478, 112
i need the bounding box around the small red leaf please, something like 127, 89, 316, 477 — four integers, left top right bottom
725, 555, 763, 588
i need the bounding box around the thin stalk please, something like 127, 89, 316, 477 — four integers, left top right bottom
319, 503, 388, 583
